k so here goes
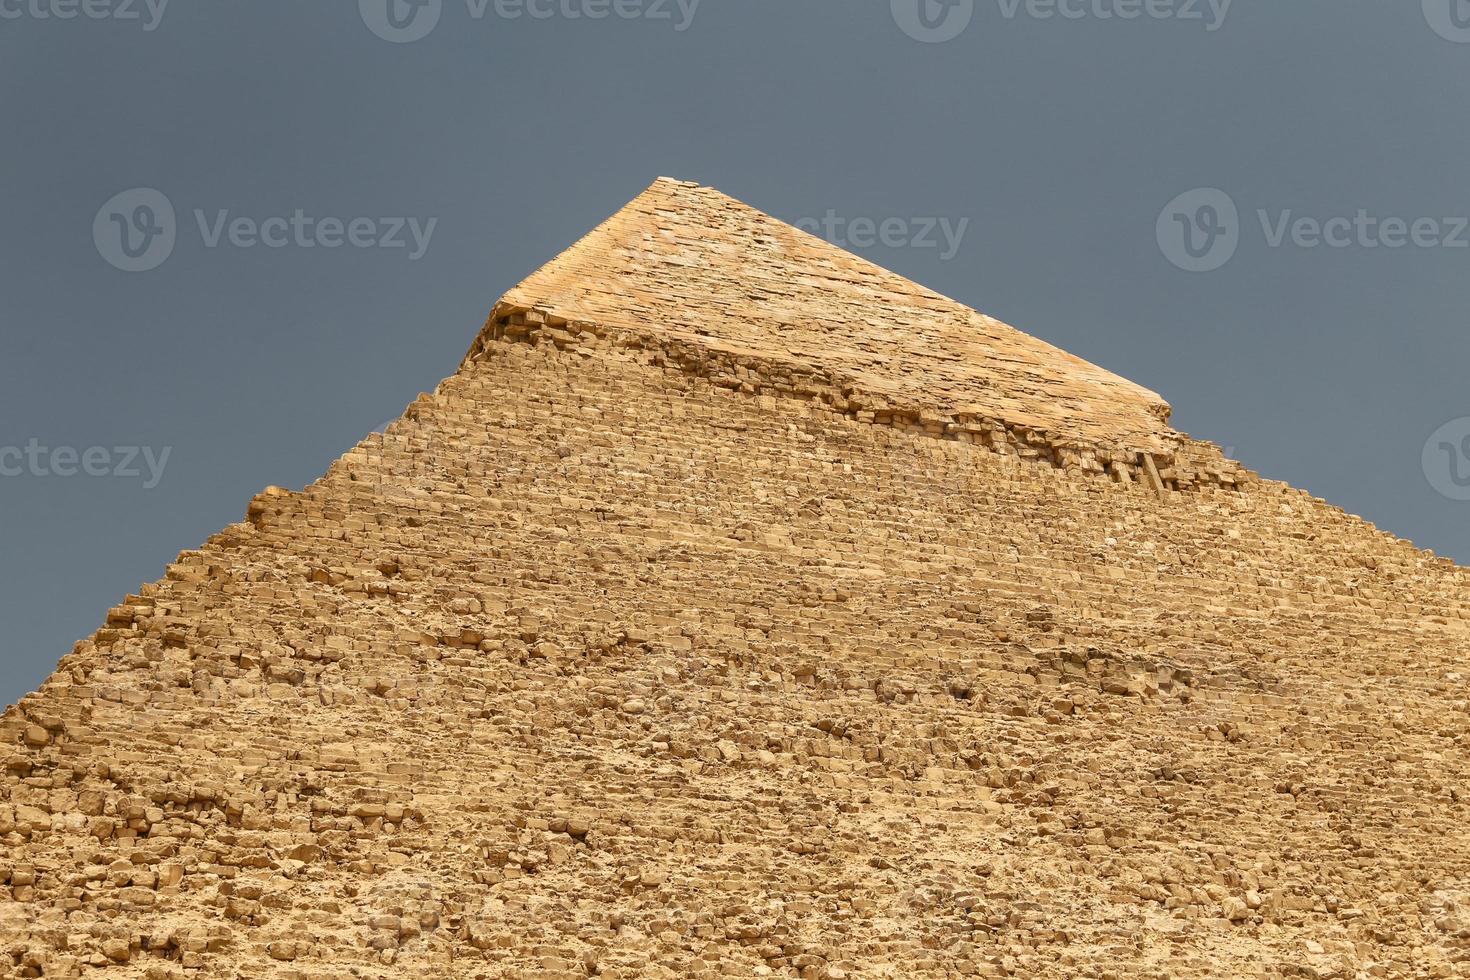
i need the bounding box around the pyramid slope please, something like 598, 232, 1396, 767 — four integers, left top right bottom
3, 184, 1470, 979
478, 178, 1175, 454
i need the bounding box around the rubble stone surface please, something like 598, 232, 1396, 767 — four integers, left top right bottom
3, 179, 1469, 979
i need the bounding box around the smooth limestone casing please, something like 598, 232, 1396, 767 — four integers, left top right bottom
3, 181, 1470, 979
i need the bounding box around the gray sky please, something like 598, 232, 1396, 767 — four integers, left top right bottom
4, 0, 1470, 705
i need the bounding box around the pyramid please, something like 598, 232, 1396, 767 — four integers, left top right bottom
3, 178, 1468, 979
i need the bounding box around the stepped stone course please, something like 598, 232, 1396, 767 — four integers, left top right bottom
3, 179, 1469, 979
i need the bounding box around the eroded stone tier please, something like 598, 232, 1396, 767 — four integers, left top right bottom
467, 305, 1255, 494
467, 178, 1187, 460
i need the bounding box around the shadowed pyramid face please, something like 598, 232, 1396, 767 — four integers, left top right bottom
3, 179, 1469, 979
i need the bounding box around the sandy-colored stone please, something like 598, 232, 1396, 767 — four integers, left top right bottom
2, 179, 1468, 979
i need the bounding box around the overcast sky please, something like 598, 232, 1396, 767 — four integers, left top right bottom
3, 0, 1469, 704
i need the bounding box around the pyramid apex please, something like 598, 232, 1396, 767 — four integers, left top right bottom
472, 179, 1177, 458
